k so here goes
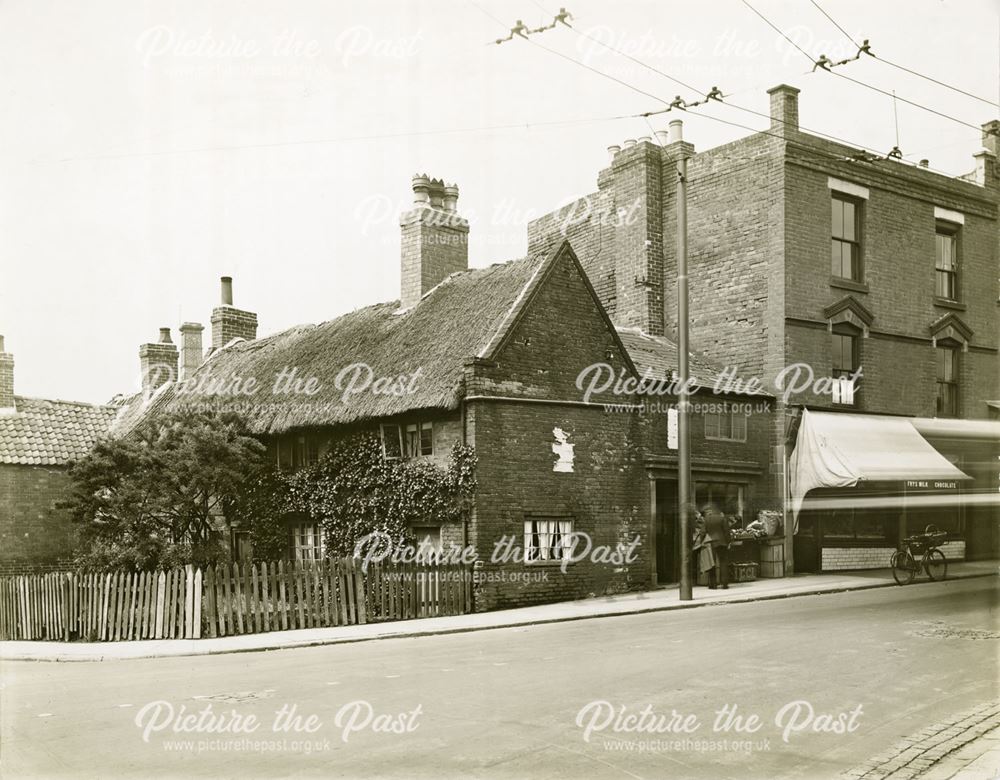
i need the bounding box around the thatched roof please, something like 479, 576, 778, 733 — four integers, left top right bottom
116, 252, 550, 436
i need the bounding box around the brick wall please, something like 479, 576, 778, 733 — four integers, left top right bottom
466, 247, 650, 610
400, 208, 469, 309
0, 463, 79, 574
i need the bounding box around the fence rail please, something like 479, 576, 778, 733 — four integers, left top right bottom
0, 558, 473, 642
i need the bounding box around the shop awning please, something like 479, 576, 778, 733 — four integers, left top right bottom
789, 409, 971, 526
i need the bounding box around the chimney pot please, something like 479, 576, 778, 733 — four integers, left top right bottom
158, 327, 172, 344
638, 135, 652, 144
412, 174, 431, 206
607, 144, 621, 162
442, 184, 459, 213
220, 276, 234, 305
667, 119, 683, 144
654, 130, 670, 146
622, 138, 636, 148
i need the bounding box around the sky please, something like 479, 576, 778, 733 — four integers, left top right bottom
1, 0, 997, 404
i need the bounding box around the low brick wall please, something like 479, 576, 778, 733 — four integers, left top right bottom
821, 540, 966, 570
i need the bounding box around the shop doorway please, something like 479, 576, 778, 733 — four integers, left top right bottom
655, 480, 678, 584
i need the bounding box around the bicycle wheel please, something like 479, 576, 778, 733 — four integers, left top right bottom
924, 549, 948, 581
891, 551, 915, 585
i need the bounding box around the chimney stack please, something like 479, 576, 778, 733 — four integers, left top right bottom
767, 84, 800, 136
399, 174, 469, 309
0, 335, 15, 413
210, 276, 258, 350
139, 327, 178, 400
179, 322, 205, 380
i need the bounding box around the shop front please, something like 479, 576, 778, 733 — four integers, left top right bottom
647, 458, 781, 585
789, 409, 977, 572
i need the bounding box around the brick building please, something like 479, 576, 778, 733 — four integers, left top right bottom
0, 336, 118, 575
123, 177, 757, 609
528, 84, 1000, 572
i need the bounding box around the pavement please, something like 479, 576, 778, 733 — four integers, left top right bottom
1, 576, 996, 779
1, 560, 996, 662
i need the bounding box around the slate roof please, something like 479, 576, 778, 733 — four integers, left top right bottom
615, 328, 770, 396
0, 396, 118, 465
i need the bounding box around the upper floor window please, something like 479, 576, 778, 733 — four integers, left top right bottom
935, 223, 959, 301
831, 194, 862, 282
935, 346, 960, 417
381, 421, 433, 460
704, 404, 747, 442
831, 329, 860, 406
275, 434, 320, 471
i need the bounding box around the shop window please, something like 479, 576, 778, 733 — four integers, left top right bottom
935, 223, 959, 301
290, 521, 325, 562
524, 517, 574, 563
694, 482, 746, 526
935, 346, 960, 417
831, 194, 863, 282
704, 405, 747, 442
820, 506, 890, 541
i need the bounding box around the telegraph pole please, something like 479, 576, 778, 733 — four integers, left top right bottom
671, 118, 693, 601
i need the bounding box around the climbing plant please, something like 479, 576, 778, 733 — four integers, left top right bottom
242, 431, 477, 559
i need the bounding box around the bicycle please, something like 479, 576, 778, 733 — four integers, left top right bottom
890, 524, 948, 585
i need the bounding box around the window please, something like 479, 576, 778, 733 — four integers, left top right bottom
935, 224, 959, 300
412, 526, 442, 563
831, 194, 862, 281
936, 346, 960, 417
704, 404, 747, 442
405, 422, 434, 458
290, 521, 325, 562
524, 517, 574, 563
821, 505, 890, 541
831, 330, 859, 405
694, 483, 746, 526
383, 421, 433, 459
381, 424, 403, 460
274, 435, 321, 470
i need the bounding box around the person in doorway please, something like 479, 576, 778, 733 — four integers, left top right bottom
703, 502, 732, 589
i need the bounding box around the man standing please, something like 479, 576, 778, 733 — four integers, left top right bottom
703, 503, 731, 589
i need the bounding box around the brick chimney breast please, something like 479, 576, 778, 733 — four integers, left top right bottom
399, 174, 469, 310
210, 276, 258, 350
0, 335, 14, 412
139, 328, 178, 400
767, 84, 800, 135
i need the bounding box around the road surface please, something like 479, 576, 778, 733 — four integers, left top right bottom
1, 576, 997, 779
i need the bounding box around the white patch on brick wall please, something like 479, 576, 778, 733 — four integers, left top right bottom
552, 427, 575, 473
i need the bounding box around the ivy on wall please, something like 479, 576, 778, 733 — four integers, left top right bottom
241, 431, 477, 559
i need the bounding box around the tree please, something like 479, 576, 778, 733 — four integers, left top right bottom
63, 411, 267, 570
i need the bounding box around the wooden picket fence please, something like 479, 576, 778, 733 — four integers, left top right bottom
0, 566, 201, 642
0, 558, 473, 642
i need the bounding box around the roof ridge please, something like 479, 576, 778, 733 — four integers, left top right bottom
13, 395, 117, 411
